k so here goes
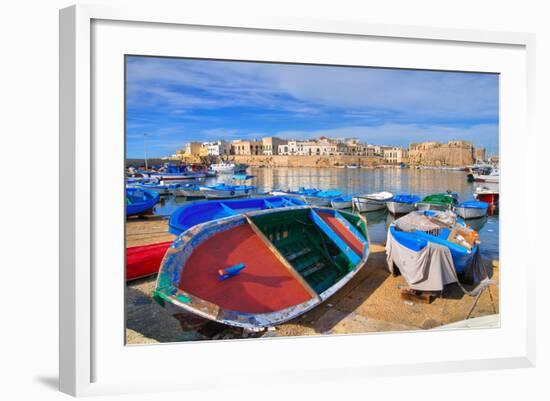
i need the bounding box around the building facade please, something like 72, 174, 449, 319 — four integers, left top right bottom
262, 137, 286, 155
204, 140, 231, 156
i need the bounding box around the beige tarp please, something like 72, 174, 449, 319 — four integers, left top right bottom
386, 229, 458, 291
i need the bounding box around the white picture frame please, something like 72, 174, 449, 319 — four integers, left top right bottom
59, 4, 536, 397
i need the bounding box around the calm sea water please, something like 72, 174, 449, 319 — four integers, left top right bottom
153, 167, 499, 261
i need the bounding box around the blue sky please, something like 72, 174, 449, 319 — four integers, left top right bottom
126, 56, 499, 158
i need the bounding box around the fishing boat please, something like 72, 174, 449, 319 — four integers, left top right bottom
200, 183, 256, 199
127, 241, 173, 281
474, 185, 499, 206
416, 192, 458, 211
170, 183, 204, 198
168, 196, 306, 235
269, 188, 341, 206
472, 167, 499, 183
135, 180, 181, 195
210, 162, 248, 174
126, 187, 160, 217
352, 191, 393, 212
387, 210, 479, 276
346, 164, 359, 169
386, 194, 421, 215
455, 200, 489, 219
153, 206, 369, 329
330, 195, 354, 209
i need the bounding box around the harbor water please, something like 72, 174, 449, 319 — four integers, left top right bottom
152, 167, 499, 262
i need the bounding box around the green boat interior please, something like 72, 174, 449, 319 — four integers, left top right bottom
250, 208, 367, 294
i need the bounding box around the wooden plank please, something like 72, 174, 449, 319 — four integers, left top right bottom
400, 289, 439, 304
245, 215, 320, 300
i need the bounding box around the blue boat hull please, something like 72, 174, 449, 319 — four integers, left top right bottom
168, 196, 306, 235
126, 188, 160, 217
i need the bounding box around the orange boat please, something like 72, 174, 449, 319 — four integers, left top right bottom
152, 206, 369, 329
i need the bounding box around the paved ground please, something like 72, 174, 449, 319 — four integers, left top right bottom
125, 216, 499, 344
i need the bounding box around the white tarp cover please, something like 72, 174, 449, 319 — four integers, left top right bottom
386, 229, 459, 291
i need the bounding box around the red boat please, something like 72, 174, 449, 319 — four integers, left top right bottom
126, 241, 172, 281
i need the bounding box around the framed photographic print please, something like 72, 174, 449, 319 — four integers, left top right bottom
60, 4, 536, 396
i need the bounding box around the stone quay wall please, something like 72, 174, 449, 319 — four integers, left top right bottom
232, 155, 384, 168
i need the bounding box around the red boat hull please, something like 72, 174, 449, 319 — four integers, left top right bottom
126, 241, 172, 281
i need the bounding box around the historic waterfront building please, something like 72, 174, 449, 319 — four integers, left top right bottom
408, 140, 474, 167
231, 139, 265, 155
262, 137, 287, 155
382, 146, 408, 164
204, 140, 231, 156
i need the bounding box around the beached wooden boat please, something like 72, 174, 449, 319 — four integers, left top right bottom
153, 206, 369, 329
352, 191, 393, 212
386, 194, 420, 215
388, 210, 479, 275
416, 192, 458, 211
126, 188, 160, 217
455, 200, 489, 219
127, 241, 173, 281
168, 196, 306, 235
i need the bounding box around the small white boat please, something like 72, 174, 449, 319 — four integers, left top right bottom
455, 200, 489, 219
200, 183, 256, 199
386, 194, 421, 215
346, 164, 359, 169
330, 195, 354, 209
171, 183, 204, 198
472, 167, 499, 183
352, 192, 393, 212
210, 162, 248, 174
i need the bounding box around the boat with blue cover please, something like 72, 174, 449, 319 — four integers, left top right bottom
199, 183, 256, 199
455, 200, 489, 219
270, 187, 342, 206
168, 196, 306, 235
153, 206, 369, 329
330, 195, 354, 209
388, 210, 479, 274
386, 194, 421, 215
126, 187, 160, 217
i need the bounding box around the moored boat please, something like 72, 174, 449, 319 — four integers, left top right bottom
474, 185, 499, 206
200, 183, 256, 199
416, 192, 458, 211
330, 195, 354, 209
269, 188, 341, 206
210, 162, 248, 174
386, 194, 421, 215
352, 191, 393, 212
153, 206, 369, 329
171, 183, 204, 198
126, 187, 160, 217
135, 180, 181, 195
455, 200, 489, 219
168, 196, 306, 235
472, 167, 499, 183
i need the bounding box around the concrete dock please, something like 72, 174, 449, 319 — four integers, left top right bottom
125, 216, 499, 344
